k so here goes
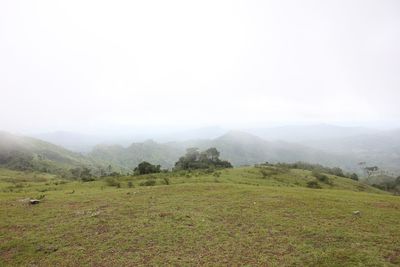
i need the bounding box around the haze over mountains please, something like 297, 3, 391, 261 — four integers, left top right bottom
2, 124, 399, 175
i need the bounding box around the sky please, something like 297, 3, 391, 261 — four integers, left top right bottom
1, 0, 400, 134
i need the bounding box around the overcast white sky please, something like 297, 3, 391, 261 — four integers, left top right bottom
1, 0, 400, 134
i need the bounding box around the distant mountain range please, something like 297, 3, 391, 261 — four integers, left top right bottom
248, 124, 379, 142
1, 124, 400, 176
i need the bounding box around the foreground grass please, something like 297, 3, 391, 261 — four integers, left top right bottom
0, 168, 399, 266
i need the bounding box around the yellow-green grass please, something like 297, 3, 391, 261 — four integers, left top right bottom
0, 167, 399, 266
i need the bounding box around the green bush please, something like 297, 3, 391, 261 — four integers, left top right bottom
105, 177, 121, 187
312, 171, 329, 183
127, 181, 134, 188
134, 161, 161, 175
82, 176, 96, 182
307, 180, 322, 189
163, 177, 170, 185
350, 173, 359, 181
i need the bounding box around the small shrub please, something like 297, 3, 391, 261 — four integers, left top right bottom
127, 181, 134, 188
213, 172, 221, 178
163, 177, 170, 185
307, 180, 322, 189
350, 173, 359, 181
140, 179, 156, 186
312, 171, 329, 183
82, 177, 96, 182
105, 177, 121, 187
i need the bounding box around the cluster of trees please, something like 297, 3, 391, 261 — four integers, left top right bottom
174, 147, 232, 170
134, 161, 161, 175
69, 167, 95, 181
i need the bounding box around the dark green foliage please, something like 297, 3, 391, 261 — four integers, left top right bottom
81, 176, 95, 182
127, 181, 134, 188
80, 167, 94, 181
1, 153, 35, 171
174, 147, 232, 170
364, 166, 379, 177
312, 171, 329, 183
70, 167, 95, 181
140, 178, 156, 186
134, 161, 161, 175
307, 180, 322, 189
331, 167, 345, 177
350, 173, 359, 181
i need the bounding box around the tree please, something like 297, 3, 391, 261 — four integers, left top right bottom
364, 166, 379, 177
205, 147, 220, 161
134, 161, 161, 175
70, 167, 82, 179
331, 167, 345, 177
185, 148, 200, 162
350, 173, 359, 181
81, 167, 95, 182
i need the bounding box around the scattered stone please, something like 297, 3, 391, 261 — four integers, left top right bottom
89, 211, 101, 217
353, 210, 361, 216
30, 199, 40, 205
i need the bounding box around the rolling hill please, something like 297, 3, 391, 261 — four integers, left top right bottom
2, 128, 400, 178
0, 131, 99, 173
0, 166, 399, 266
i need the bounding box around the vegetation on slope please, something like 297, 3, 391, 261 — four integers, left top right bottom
174, 147, 232, 170
2, 165, 399, 266
0, 132, 102, 175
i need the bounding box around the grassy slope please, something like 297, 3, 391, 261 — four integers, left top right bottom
0, 167, 399, 266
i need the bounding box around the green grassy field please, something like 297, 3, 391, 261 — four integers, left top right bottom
1, 167, 399, 266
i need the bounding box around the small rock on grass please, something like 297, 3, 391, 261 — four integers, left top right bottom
353, 210, 361, 216
30, 199, 40, 205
